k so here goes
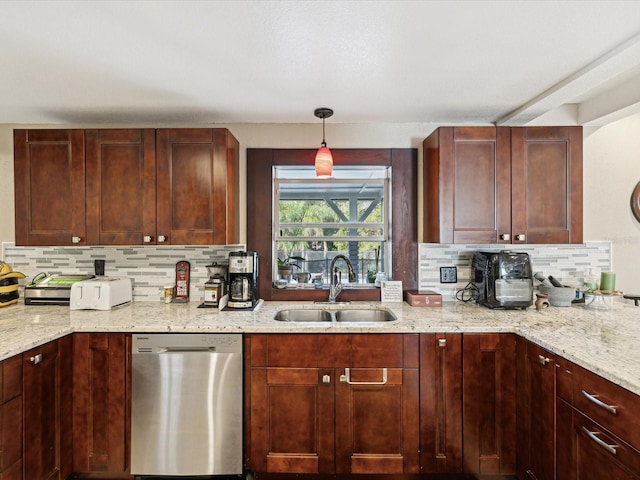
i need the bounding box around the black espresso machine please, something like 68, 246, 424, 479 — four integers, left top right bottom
472, 250, 533, 309
227, 251, 259, 309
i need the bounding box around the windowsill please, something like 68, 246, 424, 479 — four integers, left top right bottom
270, 284, 382, 302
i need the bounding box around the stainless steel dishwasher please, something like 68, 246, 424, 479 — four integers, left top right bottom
131, 333, 243, 477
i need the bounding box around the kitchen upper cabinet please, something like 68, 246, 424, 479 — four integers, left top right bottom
14, 129, 86, 246
14, 128, 239, 246
72, 333, 130, 477
23, 336, 73, 480
516, 337, 556, 480
462, 333, 517, 477
419, 333, 463, 473
245, 333, 419, 476
85, 129, 157, 245
156, 128, 240, 245
422, 126, 583, 244
0, 355, 22, 480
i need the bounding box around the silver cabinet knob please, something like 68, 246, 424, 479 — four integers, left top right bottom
71, 236, 81, 244
516, 234, 526, 241
438, 338, 447, 348
500, 233, 510, 241
30, 354, 42, 364
538, 355, 550, 366
158, 235, 167, 243
143, 235, 152, 243
322, 375, 331, 384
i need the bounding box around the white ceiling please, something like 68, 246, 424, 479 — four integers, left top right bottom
3, 0, 640, 126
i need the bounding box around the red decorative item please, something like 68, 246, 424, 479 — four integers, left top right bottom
174, 260, 190, 302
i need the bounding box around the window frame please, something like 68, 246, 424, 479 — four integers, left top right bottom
247, 148, 417, 302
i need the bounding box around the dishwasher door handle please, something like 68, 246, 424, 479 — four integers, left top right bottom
158, 346, 217, 353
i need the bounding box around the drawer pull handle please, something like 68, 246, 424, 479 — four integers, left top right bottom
582, 427, 618, 455
340, 368, 387, 385
538, 355, 550, 365
582, 390, 618, 414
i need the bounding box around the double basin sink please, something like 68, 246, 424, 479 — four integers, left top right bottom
274, 306, 397, 323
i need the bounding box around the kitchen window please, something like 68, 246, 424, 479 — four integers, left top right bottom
273, 166, 391, 286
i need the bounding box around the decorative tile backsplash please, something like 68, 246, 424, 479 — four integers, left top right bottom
2, 243, 245, 302
418, 242, 611, 301
2, 241, 612, 303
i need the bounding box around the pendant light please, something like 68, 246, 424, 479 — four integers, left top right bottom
314, 107, 334, 177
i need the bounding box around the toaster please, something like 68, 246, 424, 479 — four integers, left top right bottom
472, 250, 533, 309
70, 277, 132, 310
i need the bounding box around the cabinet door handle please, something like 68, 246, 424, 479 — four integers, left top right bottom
582, 390, 618, 414
438, 338, 447, 348
500, 233, 511, 241
71, 236, 82, 244
538, 355, 550, 366
582, 427, 618, 455
322, 374, 331, 384
516, 234, 526, 241
30, 354, 42, 364
340, 368, 387, 385
143, 235, 152, 243
158, 235, 167, 243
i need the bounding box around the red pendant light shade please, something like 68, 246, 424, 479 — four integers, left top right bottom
314, 108, 334, 177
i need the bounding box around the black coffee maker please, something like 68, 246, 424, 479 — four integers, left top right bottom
227, 251, 259, 309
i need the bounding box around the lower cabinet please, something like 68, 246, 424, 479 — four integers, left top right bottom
23, 335, 73, 480
419, 333, 463, 473
556, 356, 640, 479
0, 355, 22, 480
516, 338, 556, 480
245, 334, 420, 476
72, 333, 130, 477
462, 333, 517, 476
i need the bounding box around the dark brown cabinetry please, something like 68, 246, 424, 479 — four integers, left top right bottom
556, 357, 640, 479
85, 129, 157, 245
23, 336, 73, 480
245, 334, 419, 476
14, 128, 239, 246
462, 333, 516, 476
423, 126, 583, 244
0, 355, 22, 480
14, 129, 86, 246
516, 337, 556, 480
156, 128, 239, 245
72, 333, 130, 477
419, 333, 463, 473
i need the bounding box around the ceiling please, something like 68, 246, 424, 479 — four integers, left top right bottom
4, 0, 640, 126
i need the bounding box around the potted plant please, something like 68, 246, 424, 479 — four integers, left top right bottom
277, 255, 305, 281
366, 270, 377, 283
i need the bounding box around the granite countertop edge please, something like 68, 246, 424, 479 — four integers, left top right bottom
1, 298, 638, 396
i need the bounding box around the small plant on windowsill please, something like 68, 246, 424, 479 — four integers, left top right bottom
277, 255, 306, 281
366, 270, 377, 283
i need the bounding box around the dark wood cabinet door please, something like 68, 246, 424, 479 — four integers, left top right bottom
156, 128, 239, 245
462, 333, 517, 476
335, 334, 419, 474
419, 333, 463, 473
335, 367, 419, 474
23, 340, 61, 480
517, 338, 556, 480
0, 355, 23, 480
72, 333, 129, 475
511, 126, 583, 244
85, 129, 156, 245
14, 129, 86, 246
249, 367, 335, 474
423, 126, 511, 244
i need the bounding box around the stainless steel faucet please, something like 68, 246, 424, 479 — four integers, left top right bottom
328, 255, 356, 303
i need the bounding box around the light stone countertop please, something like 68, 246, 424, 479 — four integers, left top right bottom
1, 298, 639, 396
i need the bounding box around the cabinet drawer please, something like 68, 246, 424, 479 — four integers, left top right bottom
574, 409, 640, 478
573, 363, 640, 450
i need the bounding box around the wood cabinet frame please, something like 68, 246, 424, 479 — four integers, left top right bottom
246, 148, 418, 301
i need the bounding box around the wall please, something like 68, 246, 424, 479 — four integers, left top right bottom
2, 116, 639, 293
